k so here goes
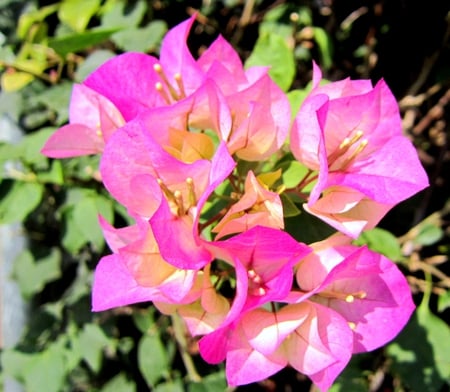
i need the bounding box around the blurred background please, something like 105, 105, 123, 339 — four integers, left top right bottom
1, 1, 449, 391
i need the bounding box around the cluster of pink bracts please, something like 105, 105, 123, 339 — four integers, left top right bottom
42, 16, 429, 391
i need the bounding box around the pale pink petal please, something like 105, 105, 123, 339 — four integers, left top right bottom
69, 84, 124, 131
241, 306, 309, 356
92, 254, 168, 311
286, 303, 344, 376
41, 124, 103, 158
290, 93, 329, 171
98, 215, 141, 252
305, 303, 353, 392
304, 187, 392, 238
227, 74, 290, 160
99, 121, 160, 215
226, 323, 287, 386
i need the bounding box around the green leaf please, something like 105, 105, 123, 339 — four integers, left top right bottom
0, 180, 43, 224
154, 379, 184, 392
111, 20, 167, 52
101, 374, 136, 392
75, 49, 116, 82
245, 32, 295, 91
280, 193, 301, 218
0, 90, 23, 121
285, 208, 335, 244
58, 0, 101, 32
37, 160, 64, 185
48, 28, 119, 57
188, 371, 227, 392
12, 249, 62, 298
259, 4, 295, 40
76, 324, 111, 373
438, 290, 450, 313
1, 349, 36, 382
29, 82, 73, 125
62, 188, 113, 253
287, 87, 311, 119
133, 308, 155, 334
100, 0, 147, 29
312, 27, 333, 70
328, 356, 369, 392
387, 304, 450, 391
415, 222, 444, 246
138, 333, 169, 387
20, 127, 57, 166
23, 340, 68, 392
416, 303, 450, 382
1, 71, 35, 92
72, 195, 107, 252
17, 4, 59, 39
62, 206, 89, 254
354, 227, 403, 262
278, 160, 309, 188
4, 338, 70, 392
63, 260, 92, 305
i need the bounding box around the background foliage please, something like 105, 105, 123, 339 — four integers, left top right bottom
0, 0, 449, 391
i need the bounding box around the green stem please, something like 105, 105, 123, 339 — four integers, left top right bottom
170, 313, 202, 383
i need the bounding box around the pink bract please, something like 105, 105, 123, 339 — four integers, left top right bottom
295, 236, 416, 353
213, 170, 284, 239
41, 84, 125, 158
291, 63, 428, 237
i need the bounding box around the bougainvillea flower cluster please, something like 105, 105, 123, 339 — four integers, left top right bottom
42, 15, 429, 391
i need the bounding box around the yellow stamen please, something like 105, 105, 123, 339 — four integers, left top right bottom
319, 289, 367, 302
174, 73, 186, 99
329, 130, 369, 170
348, 321, 356, 330
157, 178, 173, 199
153, 63, 180, 101
186, 177, 197, 206
173, 190, 185, 215
155, 82, 171, 104
340, 139, 368, 170
256, 287, 266, 296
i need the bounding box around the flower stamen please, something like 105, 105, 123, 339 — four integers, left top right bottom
186, 177, 197, 206
153, 64, 182, 101
155, 82, 171, 104
319, 289, 367, 302
328, 130, 369, 170
174, 73, 187, 99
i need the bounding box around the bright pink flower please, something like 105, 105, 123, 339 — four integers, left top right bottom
149, 141, 236, 270
212, 170, 284, 239
41, 84, 125, 158
199, 300, 353, 392
197, 226, 311, 362
99, 115, 216, 218
291, 63, 428, 237
92, 217, 202, 311
294, 234, 416, 353
225, 74, 290, 160
135, 79, 233, 156
173, 258, 249, 337
210, 226, 310, 309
